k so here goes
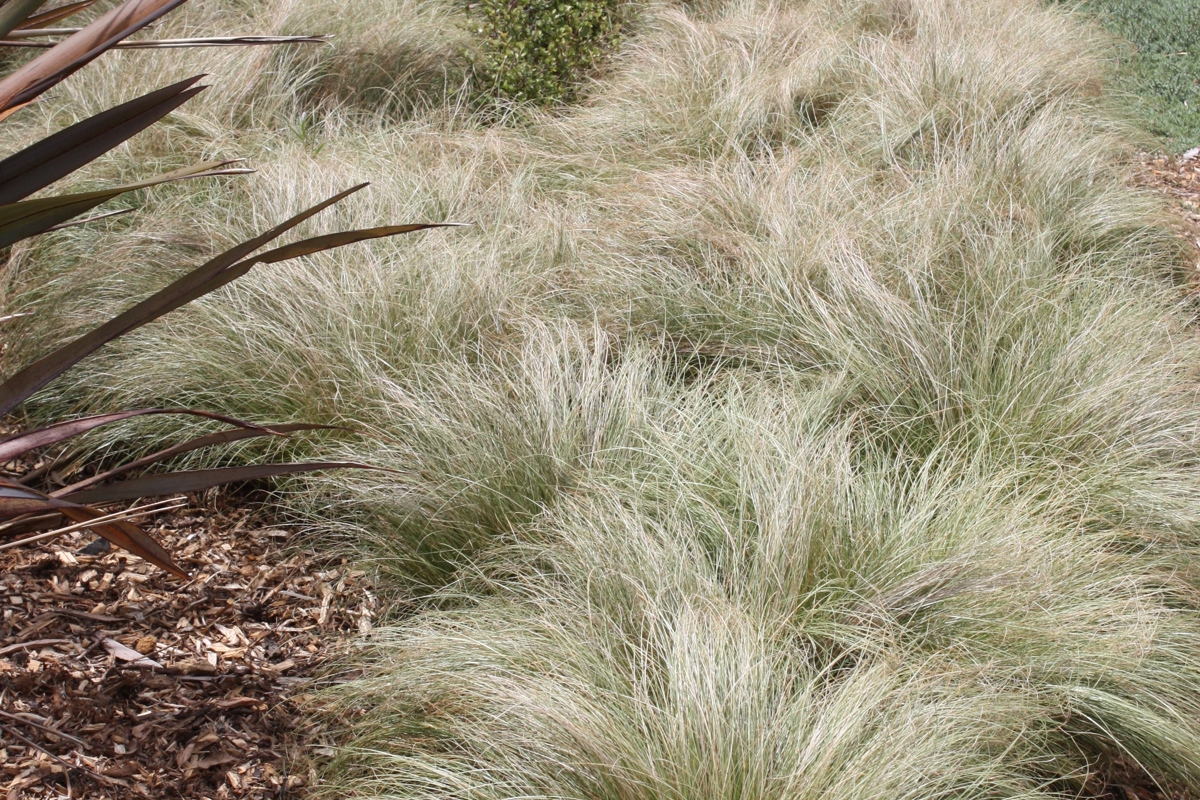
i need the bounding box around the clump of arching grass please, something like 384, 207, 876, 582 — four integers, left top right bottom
6, 0, 1200, 796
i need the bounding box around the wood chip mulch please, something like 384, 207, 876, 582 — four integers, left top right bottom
1136, 148, 1200, 276
0, 483, 376, 800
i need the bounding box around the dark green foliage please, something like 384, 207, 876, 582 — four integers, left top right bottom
1070, 0, 1200, 152
466, 0, 629, 106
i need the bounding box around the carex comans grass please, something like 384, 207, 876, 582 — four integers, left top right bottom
4, 0, 1200, 796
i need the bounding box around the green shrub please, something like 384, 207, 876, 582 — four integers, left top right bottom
466, 0, 630, 106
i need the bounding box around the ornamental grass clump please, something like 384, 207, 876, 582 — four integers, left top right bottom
6, 0, 1200, 797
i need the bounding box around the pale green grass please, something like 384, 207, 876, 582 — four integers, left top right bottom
5, 0, 1200, 796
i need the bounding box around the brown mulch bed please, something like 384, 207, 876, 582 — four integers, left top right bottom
0, 487, 375, 800
1136, 149, 1200, 273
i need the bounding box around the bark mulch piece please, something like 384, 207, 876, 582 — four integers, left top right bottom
1136, 148, 1200, 274
0, 485, 376, 800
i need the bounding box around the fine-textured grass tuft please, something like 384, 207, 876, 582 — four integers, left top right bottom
5, 0, 1200, 796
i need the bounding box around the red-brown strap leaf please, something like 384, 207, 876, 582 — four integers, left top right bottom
16, 0, 100, 30
0, 184, 365, 416
0, 0, 49, 38
0, 34, 330, 48
154, 222, 462, 318
0, 478, 187, 578
0, 479, 70, 518
42, 207, 133, 231
0, 75, 206, 204
0, 159, 250, 248
64, 461, 377, 504
0, 0, 188, 111
0, 408, 272, 463
57, 504, 187, 578
54, 422, 343, 495
255, 223, 467, 264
